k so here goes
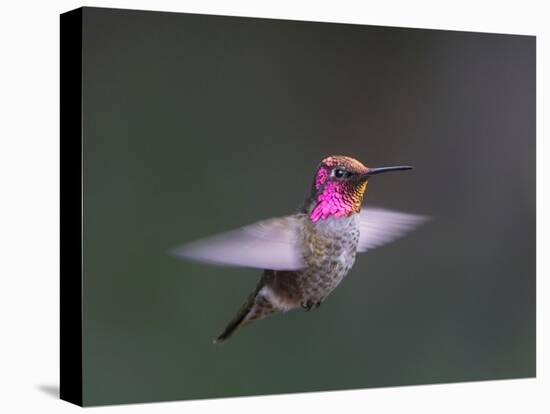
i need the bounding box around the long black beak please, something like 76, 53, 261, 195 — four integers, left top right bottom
361, 165, 413, 179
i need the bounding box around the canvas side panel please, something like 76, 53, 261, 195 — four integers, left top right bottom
60, 7, 83, 407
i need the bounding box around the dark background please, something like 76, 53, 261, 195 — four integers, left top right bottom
81, 7, 535, 406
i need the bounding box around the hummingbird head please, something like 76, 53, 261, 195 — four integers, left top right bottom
308, 155, 412, 222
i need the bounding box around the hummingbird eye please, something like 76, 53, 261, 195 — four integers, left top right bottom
333, 168, 349, 179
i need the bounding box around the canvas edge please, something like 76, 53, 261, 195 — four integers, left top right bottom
60, 7, 84, 407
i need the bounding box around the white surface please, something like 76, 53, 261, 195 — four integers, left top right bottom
0, 0, 547, 413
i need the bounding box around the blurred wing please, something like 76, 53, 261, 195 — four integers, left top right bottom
170, 216, 304, 270
357, 207, 429, 253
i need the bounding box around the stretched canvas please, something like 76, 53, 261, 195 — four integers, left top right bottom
60, 6, 536, 407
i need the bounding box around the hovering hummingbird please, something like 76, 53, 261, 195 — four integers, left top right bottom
173, 155, 428, 343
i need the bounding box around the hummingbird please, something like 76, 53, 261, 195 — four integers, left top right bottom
173, 155, 428, 343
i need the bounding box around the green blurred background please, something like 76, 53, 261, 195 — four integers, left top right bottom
81, 7, 535, 406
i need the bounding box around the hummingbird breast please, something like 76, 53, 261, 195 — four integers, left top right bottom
298, 214, 360, 305
254, 214, 360, 314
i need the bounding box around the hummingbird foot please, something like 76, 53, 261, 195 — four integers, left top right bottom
301, 300, 315, 312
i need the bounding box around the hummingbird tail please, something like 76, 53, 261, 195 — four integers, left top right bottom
214, 287, 276, 344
